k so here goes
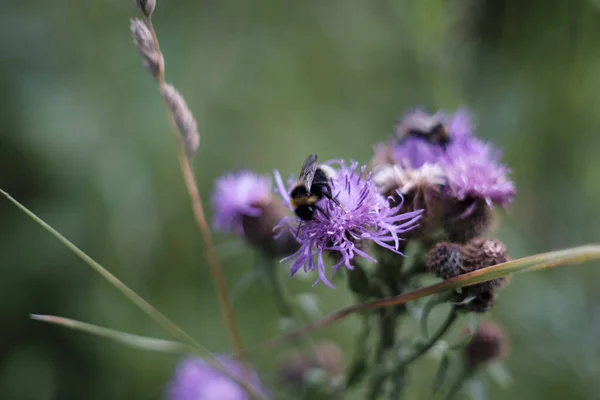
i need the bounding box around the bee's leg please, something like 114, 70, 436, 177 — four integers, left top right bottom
323, 192, 345, 212
313, 204, 332, 220
295, 220, 303, 238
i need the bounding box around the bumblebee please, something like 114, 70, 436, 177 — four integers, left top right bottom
398, 112, 450, 147
290, 154, 340, 221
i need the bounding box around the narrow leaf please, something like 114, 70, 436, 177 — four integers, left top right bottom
0, 189, 204, 353
487, 362, 513, 388
1, 189, 265, 397
432, 352, 451, 393
31, 314, 188, 353
466, 313, 480, 335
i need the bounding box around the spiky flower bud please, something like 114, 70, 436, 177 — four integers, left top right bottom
427, 242, 464, 280
426, 238, 510, 312
160, 83, 200, 158
462, 238, 510, 291
463, 321, 509, 366
136, 0, 156, 17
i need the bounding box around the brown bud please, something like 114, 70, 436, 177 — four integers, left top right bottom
136, 0, 156, 17
463, 238, 511, 292
160, 83, 200, 157
468, 287, 496, 313
463, 321, 509, 366
242, 199, 299, 257
427, 242, 464, 280
428, 238, 510, 313
443, 198, 494, 243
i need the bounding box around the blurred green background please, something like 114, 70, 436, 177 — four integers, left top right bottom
2, 0, 600, 399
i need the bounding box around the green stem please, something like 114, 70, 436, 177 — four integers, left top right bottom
420, 291, 455, 338
345, 313, 371, 388
444, 364, 476, 400
399, 306, 458, 368
260, 254, 294, 319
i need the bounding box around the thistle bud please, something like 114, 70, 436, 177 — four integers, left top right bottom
468, 287, 496, 313
463, 321, 509, 366
427, 242, 464, 280
426, 238, 510, 313
463, 238, 511, 291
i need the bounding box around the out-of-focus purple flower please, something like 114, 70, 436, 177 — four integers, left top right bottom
274, 161, 422, 288
443, 139, 515, 207
211, 171, 273, 236
392, 108, 474, 168
166, 356, 265, 400
381, 107, 515, 208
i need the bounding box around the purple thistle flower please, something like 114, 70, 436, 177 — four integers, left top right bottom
274, 161, 422, 288
211, 171, 273, 236
166, 356, 266, 400
387, 107, 515, 207
443, 138, 516, 207
393, 107, 474, 168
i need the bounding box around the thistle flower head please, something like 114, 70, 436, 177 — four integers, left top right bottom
442, 139, 515, 207
212, 171, 273, 236
384, 107, 515, 209
393, 108, 473, 168
275, 160, 422, 287
166, 356, 265, 400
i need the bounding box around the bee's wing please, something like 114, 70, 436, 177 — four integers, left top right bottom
297, 154, 318, 191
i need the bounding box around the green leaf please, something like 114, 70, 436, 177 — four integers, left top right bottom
467, 378, 487, 400
466, 313, 480, 335
487, 362, 513, 388
31, 314, 188, 353
0, 189, 204, 353
432, 352, 451, 393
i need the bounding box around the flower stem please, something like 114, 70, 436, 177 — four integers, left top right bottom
444, 364, 476, 400
143, 17, 248, 372
258, 253, 294, 318
399, 306, 458, 368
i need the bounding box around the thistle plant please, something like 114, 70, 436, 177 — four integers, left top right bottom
2, 2, 600, 400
